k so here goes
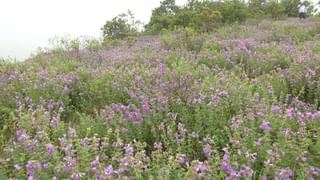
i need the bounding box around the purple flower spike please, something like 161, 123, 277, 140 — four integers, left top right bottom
203, 144, 212, 158
260, 120, 272, 131
104, 165, 113, 176
45, 143, 55, 155
124, 144, 134, 154
178, 154, 186, 165
271, 105, 281, 113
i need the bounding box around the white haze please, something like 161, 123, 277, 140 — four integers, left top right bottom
0, 0, 188, 60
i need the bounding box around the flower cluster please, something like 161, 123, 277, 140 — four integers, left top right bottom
0, 18, 320, 179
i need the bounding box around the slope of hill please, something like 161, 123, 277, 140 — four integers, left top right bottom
1, 18, 320, 179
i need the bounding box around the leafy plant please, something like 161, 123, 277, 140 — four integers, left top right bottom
101, 10, 142, 40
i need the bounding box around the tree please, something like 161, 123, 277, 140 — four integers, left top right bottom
101, 10, 141, 40
145, 0, 179, 32
281, 0, 301, 16
186, 0, 200, 9
265, 0, 286, 19
214, 0, 249, 24
248, 0, 267, 15
174, 8, 195, 28
191, 6, 222, 32
153, 0, 179, 16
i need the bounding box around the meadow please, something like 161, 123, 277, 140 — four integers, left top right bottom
1, 18, 320, 179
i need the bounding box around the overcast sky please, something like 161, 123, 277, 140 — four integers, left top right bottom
0, 0, 188, 60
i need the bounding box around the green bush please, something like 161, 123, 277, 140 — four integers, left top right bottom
281, 0, 300, 16
215, 0, 249, 24
101, 10, 141, 40
145, 0, 178, 33
265, 0, 286, 19
145, 0, 249, 33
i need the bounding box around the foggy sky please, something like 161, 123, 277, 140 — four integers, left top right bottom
0, 0, 188, 60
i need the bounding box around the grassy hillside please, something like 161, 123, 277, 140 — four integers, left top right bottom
1, 18, 320, 179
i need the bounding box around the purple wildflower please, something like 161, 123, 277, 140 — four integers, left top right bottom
174, 133, 181, 142
47, 99, 55, 110
221, 161, 233, 175
124, 144, 134, 154
26, 139, 39, 152
63, 156, 76, 171
221, 148, 233, 175
90, 156, 100, 173
42, 163, 49, 169
240, 165, 253, 178
71, 172, 86, 180
178, 123, 187, 133
193, 160, 208, 177
271, 105, 281, 113
286, 108, 294, 119
255, 138, 263, 146
283, 128, 291, 138
309, 166, 320, 177
45, 143, 55, 155
260, 120, 272, 131
275, 168, 293, 180
62, 86, 71, 94
104, 165, 113, 176
178, 154, 186, 165
26, 160, 41, 176
203, 144, 212, 158
90, 156, 100, 167
154, 142, 162, 150
14, 164, 21, 170
59, 106, 65, 113
312, 111, 320, 120
190, 131, 199, 138
256, 111, 264, 117
16, 129, 28, 142
50, 116, 60, 127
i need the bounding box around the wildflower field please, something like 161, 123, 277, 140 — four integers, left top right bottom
1, 18, 320, 179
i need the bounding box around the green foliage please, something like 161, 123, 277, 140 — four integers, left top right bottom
160, 28, 205, 53
2, 17, 320, 180
145, 14, 176, 33
191, 6, 222, 32
248, 0, 267, 15
101, 10, 141, 40
145, 0, 249, 33
181, 28, 205, 52
291, 30, 314, 43
144, 0, 318, 34
214, 0, 249, 24
281, 0, 301, 16
173, 8, 195, 28
265, 0, 286, 19
47, 35, 102, 61
160, 30, 182, 50
144, 0, 179, 32
248, 0, 314, 19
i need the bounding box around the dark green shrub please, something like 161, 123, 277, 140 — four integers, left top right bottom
265, 0, 286, 19
101, 10, 141, 40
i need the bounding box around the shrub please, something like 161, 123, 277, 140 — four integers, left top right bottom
265, 0, 286, 19
101, 10, 141, 40
144, 0, 178, 33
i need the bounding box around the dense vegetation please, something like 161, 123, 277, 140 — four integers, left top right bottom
1, 0, 320, 179
101, 0, 316, 40
1, 17, 320, 179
